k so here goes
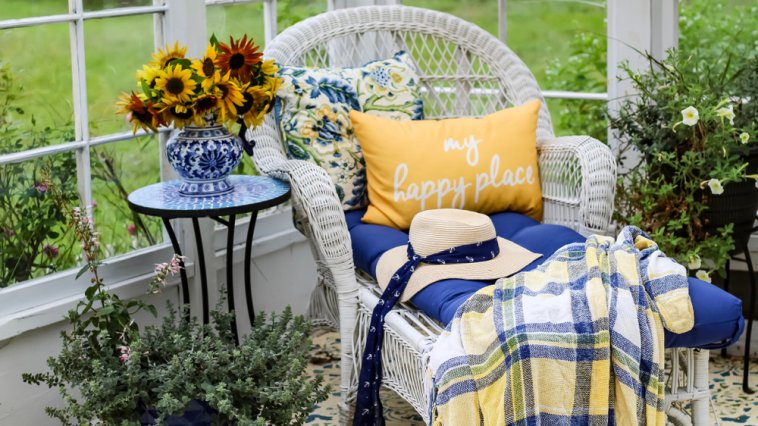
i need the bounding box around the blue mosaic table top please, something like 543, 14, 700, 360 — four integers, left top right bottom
128, 175, 290, 218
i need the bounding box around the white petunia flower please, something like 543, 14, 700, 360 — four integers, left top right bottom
716, 104, 735, 125
687, 254, 702, 270
707, 178, 724, 195
740, 132, 750, 144
681, 106, 699, 126
695, 270, 711, 283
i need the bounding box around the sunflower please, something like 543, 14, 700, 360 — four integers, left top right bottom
135, 64, 162, 95
117, 91, 164, 133
149, 41, 187, 69
216, 35, 263, 83
192, 93, 220, 123
211, 71, 245, 122
155, 64, 197, 104
191, 44, 219, 92
260, 59, 278, 76
264, 75, 283, 96
237, 84, 272, 128
161, 102, 197, 129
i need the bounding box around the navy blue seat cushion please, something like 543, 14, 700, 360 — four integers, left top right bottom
345, 209, 745, 349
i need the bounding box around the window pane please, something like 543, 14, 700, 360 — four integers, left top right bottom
90, 137, 163, 258
207, 3, 266, 47
0, 24, 74, 153
276, 0, 327, 30
508, 0, 605, 88
83, 0, 151, 12
0, 1, 67, 20
401, 0, 606, 90
85, 14, 156, 137
0, 152, 79, 287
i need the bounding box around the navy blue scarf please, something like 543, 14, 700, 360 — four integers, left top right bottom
353, 238, 500, 425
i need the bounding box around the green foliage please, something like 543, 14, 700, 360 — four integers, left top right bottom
545, 32, 607, 141
611, 49, 755, 278
24, 302, 327, 425
22, 190, 328, 424
545, 0, 758, 141
0, 63, 79, 285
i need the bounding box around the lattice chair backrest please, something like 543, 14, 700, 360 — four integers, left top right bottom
265, 5, 554, 144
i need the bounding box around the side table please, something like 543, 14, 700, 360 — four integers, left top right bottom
127, 175, 290, 343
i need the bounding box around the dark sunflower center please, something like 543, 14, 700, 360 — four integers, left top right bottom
202, 58, 215, 76
172, 107, 193, 119
229, 53, 245, 69
166, 77, 185, 95
196, 96, 216, 111
218, 84, 229, 97
237, 92, 254, 115
134, 110, 153, 123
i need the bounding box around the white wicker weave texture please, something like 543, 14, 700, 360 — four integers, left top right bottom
249, 5, 707, 425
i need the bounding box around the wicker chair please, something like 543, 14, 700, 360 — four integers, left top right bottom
250, 6, 711, 425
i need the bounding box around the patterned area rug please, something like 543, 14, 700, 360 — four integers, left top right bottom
305, 330, 758, 425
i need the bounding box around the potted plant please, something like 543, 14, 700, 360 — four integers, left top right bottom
612, 49, 758, 281
117, 35, 281, 197
22, 182, 328, 425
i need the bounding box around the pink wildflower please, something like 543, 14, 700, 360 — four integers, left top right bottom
168, 256, 183, 274
127, 223, 136, 236
35, 182, 49, 193
42, 244, 59, 258
118, 345, 131, 363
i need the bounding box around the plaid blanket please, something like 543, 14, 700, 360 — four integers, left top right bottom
426, 226, 694, 425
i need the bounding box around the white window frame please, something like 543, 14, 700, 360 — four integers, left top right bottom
0, 0, 286, 340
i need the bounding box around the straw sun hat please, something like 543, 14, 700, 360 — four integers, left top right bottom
376, 209, 542, 302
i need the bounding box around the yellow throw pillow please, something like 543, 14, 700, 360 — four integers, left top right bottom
351, 100, 543, 230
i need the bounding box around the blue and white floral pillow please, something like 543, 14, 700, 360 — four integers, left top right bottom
275, 52, 424, 210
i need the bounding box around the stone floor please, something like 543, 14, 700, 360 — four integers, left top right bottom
305, 330, 758, 425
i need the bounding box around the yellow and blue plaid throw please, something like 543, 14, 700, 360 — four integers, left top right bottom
427, 226, 694, 426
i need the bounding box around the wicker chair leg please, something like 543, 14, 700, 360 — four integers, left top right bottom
332, 267, 360, 425
691, 349, 711, 425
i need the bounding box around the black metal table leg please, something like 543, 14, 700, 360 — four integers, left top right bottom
244, 211, 259, 326
226, 214, 239, 345
743, 243, 755, 394
191, 218, 210, 325
162, 218, 190, 313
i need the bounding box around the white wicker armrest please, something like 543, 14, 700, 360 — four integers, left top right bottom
538, 136, 616, 235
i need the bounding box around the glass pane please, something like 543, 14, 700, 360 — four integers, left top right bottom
0, 1, 68, 20
0, 152, 79, 288
207, 3, 266, 48
276, 0, 328, 30
90, 137, 162, 258
85, 14, 156, 137
0, 24, 74, 153
83, 0, 151, 12
547, 97, 607, 141
507, 0, 606, 88
402, 0, 606, 91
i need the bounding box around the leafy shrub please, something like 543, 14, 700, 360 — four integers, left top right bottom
610, 50, 755, 279
23, 188, 328, 424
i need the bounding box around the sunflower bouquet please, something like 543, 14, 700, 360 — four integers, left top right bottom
118, 35, 281, 133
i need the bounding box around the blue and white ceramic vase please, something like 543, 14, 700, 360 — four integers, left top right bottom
166, 123, 243, 197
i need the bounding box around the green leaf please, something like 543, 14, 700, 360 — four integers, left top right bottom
84, 284, 98, 300
145, 305, 158, 318
96, 306, 115, 317
76, 264, 90, 280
